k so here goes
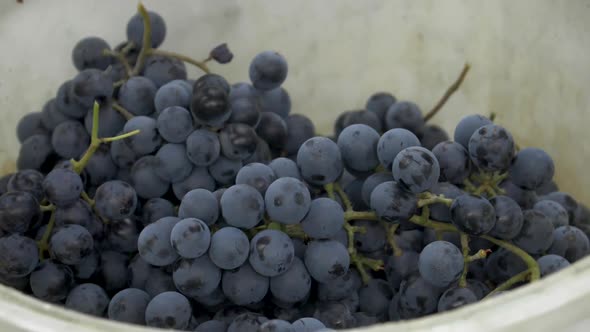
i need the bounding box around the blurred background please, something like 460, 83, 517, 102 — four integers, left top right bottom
0, 0, 589, 203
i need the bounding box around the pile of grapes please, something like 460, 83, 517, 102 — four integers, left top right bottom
3, 4, 590, 332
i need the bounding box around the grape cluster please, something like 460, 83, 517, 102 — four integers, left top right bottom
4, 4, 590, 332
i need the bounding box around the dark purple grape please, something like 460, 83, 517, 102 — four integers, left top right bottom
450, 194, 496, 235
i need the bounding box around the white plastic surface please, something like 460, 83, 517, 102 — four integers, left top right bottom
0, 0, 589, 331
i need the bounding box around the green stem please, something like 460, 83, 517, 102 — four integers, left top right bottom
324, 183, 335, 200
408, 207, 457, 232
100, 130, 140, 143
344, 211, 379, 221
466, 249, 491, 262
148, 48, 211, 74
385, 222, 403, 257
459, 233, 470, 287
417, 192, 453, 208
481, 235, 540, 282
40, 204, 55, 212
486, 269, 532, 297
112, 102, 134, 120
334, 182, 353, 211
81, 191, 95, 207
103, 49, 132, 77
37, 210, 56, 259
132, 3, 152, 75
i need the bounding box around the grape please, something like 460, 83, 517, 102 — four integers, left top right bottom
110, 134, 138, 169
484, 248, 527, 283
208, 227, 249, 270
170, 218, 211, 259
178, 189, 218, 225
73, 249, 99, 279
172, 166, 216, 200
313, 302, 355, 329
127, 254, 155, 289
258, 319, 294, 332
17, 112, 49, 143
259, 87, 291, 119
191, 74, 231, 126
285, 114, 316, 156
131, 156, 170, 199
230, 82, 258, 100
377, 128, 420, 170
220, 184, 264, 229
100, 250, 129, 292
55, 80, 87, 119
297, 137, 343, 185
244, 139, 272, 165
236, 163, 277, 195
385, 250, 419, 290
361, 172, 394, 207
269, 157, 301, 180
265, 177, 311, 225
65, 283, 109, 316
141, 198, 175, 225
336, 124, 380, 173
84, 103, 125, 138
547, 226, 590, 262
269, 257, 311, 304
95, 180, 137, 220
0, 191, 40, 234
7, 169, 44, 201
145, 291, 191, 329
420, 124, 450, 151
318, 270, 360, 302
418, 240, 464, 287
71, 69, 113, 107
192, 286, 227, 308
123, 116, 162, 156
429, 182, 464, 222
292, 317, 326, 332
250, 230, 295, 277
50, 224, 93, 265
41, 99, 74, 131
44, 169, 83, 209
536, 180, 559, 196
432, 141, 471, 184
228, 312, 269, 332
154, 81, 191, 114
71, 36, 111, 71
392, 146, 440, 193
30, 260, 74, 302
118, 76, 157, 116
173, 256, 221, 297
450, 194, 496, 235
51, 120, 90, 159
186, 129, 221, 166
540, 191, 578, 222
127, 10, 166, 48
465, 279, 491, 299
156, 106, 193, 143
534, 200, 569, 228
143, 55, 187, 88
219, 123, 259, 160
338, 110, 383, 135
366, 92, 396, 124
108, 288, 150, 325
257, 112, 288, 150
222, 262, 269, 305
359, 279, 394, 318
153, 143, 193, 182
500, 179, 538, 210
437, 286, 477, 312
249, 51, 288, 91
513, 210, 555, 255
301, 198, 344, 239
488, 195, 524, 240
137, 216, 180, 266
385, 101, 424, 134
468, 124, 515, 172
453, 114, 492, 148
196, 320, 228, 332
145, 268, 176, 297
398, 275, 441, 318
0, 234, 38, 278
85, 145, 117, 186
229, 96, 261, 127
537, 254, 570, 277
509, 147, 555, 191
304, 239, 349, 283
370, 181, 418, 222
17, 134, 55, 171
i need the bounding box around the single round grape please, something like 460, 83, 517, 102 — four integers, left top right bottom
484, 248, 527, 284
141, 198, 175, 226
432, 141, 471, 184
468, 124, 515, 172
509, 148, 556, 191
72, 249, 98, 279
219, 123, 259, 160
195, 320, 228, 332
540, 191, 579, 223
170, 218, 211, 259
17, 112, 49, 143
361, 172, 394, 207
337, 124, 380, 172
41, 99, 74, 131
7, 169, 44, 201
154, 81, 191, 114
257, 112, 288, 150
304, 239, 349, 283
55, 80, 87, 119
125, 117, 163, 158
145, 291, 191, 329
385, 101, 424, 134
450, 194, 496, 235
259, 86, 291, 119
358, 279, 394, 318
384, 250, 419, 290
222, 262, 269, 306
108, 288, 150, 325
377, 128, 421, 170
230, 82, 258, 100
297, 137, 343, 185
178, 189, 218, 225
173, 256, 221, 297
534, 200, 569, 228
110, 134, 138, 169
228, 96, 261, 127
94, 180, 137, 220
50, 224, 93, 265
84, 103, 125, 138
418, 240, 464, 287
488, 195, 524, 240
338, 110, 383, 135
65, 283, 109, 317
420, 124, 450, 150
397, 275, 441, 319
17, 134, 54, 171
284, 114, 315, 156
236, 163, 277, 195
85, 144, 117, 186
437, 286, 477, 312
269, 157, 301, 179
131, 155, 170, 199
156, 106, 193, 143
0, 191, 40, 234
220, 184, 263, 229
137, 216, 180, 266
392, 146, 440, 193
317, 270, 360, 302
265, 177, 311, 225
51, 121, 90, 159
153, 143, 193, 183
71, 36, 111, 71
500, 179, 538, 210
119, 77, 157, 116
186, 129, 221, 167
227, 313, 269, 332
0, 234, 38, 278
547, 226, 590, 262
190, 74, 231, 126
127, 10, 167, 48
370, 181, 418, 223
366, 92, 396, 124
513, 210, 555, 255
249, 51, 288, 91
250, 230, 295, 277
292, 317, 326, 332
172, 166, 216, 200
301, 198, 344, 239
143, 55, 187, 88
30, 260, 74, 302
269, 257, 311, 305
209, 227, 250, 270
70, 69, 114, 107
537, 254, 571, 277
453, 114, 492, 148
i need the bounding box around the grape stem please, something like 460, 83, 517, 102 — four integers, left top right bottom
385, 222, 403, 257
148, 48, 211, 74
36, 208, 56, 259
344, 211, 379, 221
466, 171, 507, 197
459, 233, 470, 288
334, 182, 353, 211
81, 191, 95, 207
102, 49, 133, 77
324, 183, 336, 200
417, 192, 453, 208
485, 269, 532, 297
39, 204, 55, 212
112, 102, 135, 120
424, 63, 471, 122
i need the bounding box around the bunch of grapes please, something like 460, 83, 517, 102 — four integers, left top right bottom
4, 4, 590, 331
